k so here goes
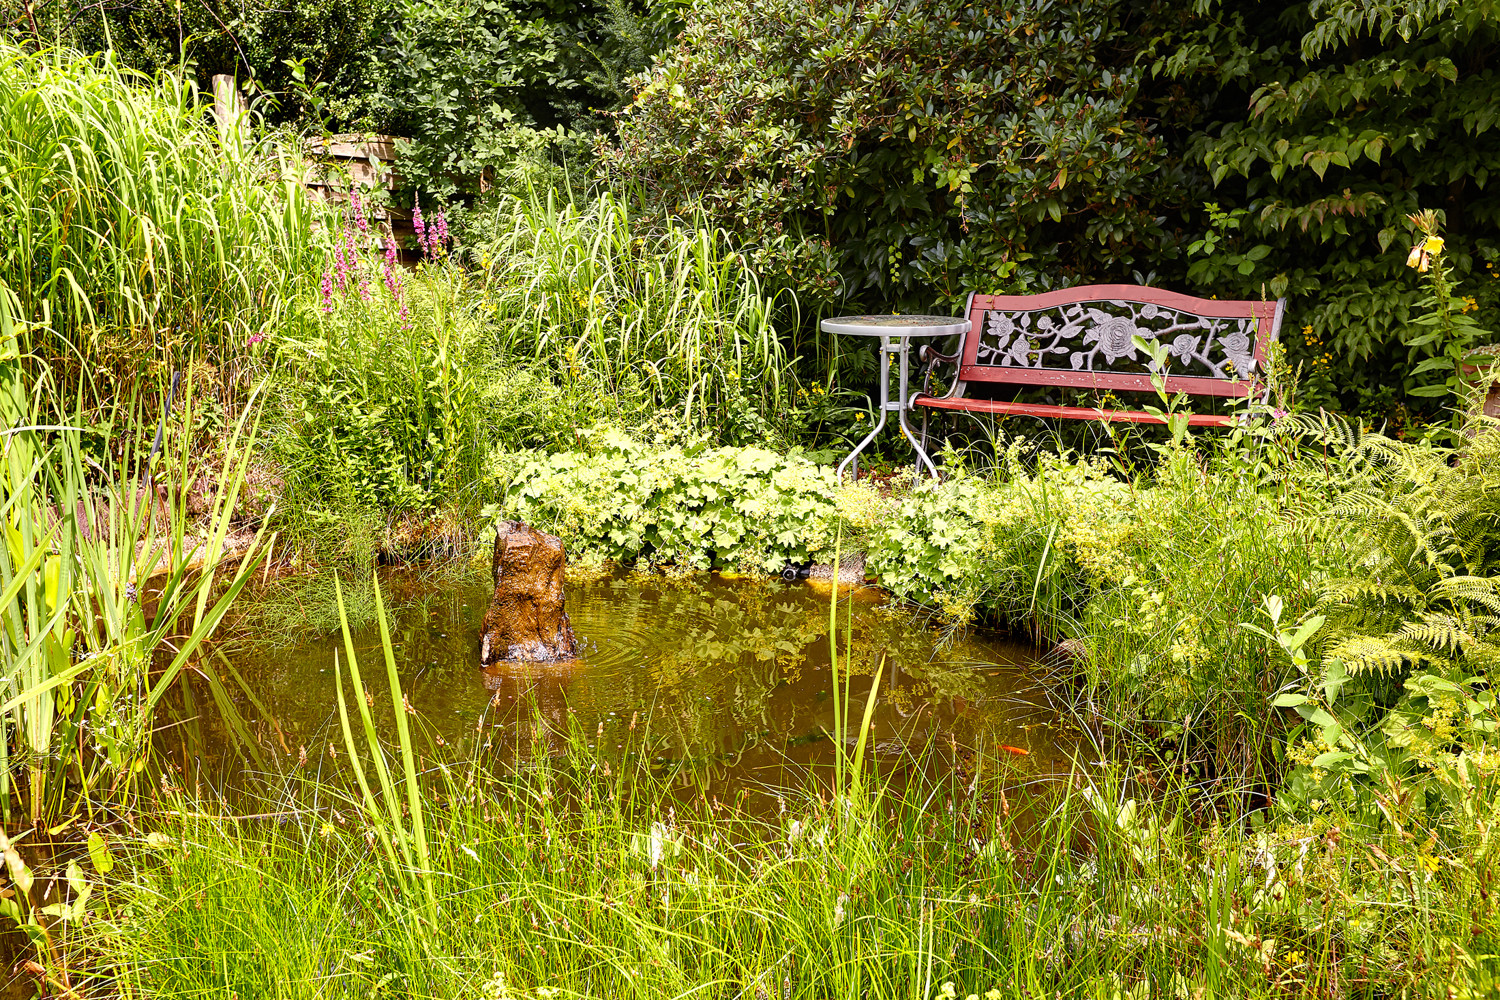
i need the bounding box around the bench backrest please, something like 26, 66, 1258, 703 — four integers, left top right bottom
960, 285, 1284, 399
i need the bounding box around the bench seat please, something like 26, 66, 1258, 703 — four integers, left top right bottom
910, 284, 1285, 426
912, 395, 1236, 426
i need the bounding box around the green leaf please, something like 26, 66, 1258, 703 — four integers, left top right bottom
1311, 750, 1352, 769
3, 849, 32, 895
87, 831, 114, 875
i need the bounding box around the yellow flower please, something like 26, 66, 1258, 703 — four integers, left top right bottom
855, 412, 866, 421
1425, 236, 1445, 255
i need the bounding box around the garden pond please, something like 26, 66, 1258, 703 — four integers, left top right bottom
170, 567, 1073, 809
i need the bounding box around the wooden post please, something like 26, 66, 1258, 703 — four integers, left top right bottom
211, 74, 246, 144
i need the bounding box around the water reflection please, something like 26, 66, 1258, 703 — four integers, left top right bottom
183, 567, 1065, 800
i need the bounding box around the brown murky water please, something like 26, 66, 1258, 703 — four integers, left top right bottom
172, 567, 1071, 807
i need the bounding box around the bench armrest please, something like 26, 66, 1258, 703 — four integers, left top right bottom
915, 343, 961, 399
917, 344, 959, 365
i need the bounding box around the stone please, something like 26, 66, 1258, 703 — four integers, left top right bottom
804, 550, 868, 593
479, 521, 579, 664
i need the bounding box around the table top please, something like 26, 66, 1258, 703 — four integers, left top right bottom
820, 314, 970, 337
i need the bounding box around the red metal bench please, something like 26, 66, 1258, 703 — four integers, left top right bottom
911, 285, 1285, 427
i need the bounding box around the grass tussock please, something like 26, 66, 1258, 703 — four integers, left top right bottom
0, 40, 324, 392
80, 741, 1500, 1000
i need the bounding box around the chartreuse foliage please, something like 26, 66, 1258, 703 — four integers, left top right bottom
605, 0, 1167, 314
492, 431, 837, 573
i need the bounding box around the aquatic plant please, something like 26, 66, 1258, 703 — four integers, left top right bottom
0, 291, 270, 825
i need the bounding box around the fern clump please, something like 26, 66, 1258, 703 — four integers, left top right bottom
1321, 429, 1500, 676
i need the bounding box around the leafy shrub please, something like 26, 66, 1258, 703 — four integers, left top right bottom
603, 0, 1166, 312
269, 220, 492, 549
491, 431, 838, 572
371, 0, 681, 201
1147, 0, 1500, 416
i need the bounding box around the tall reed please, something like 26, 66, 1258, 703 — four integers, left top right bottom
0, 289, 269, 824
475, 189, 795, 431
0, 40, 325, 391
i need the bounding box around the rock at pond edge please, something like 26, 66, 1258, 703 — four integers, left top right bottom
479, 521, 579, 665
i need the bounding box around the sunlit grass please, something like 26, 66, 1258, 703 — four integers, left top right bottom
0, 40, 326, 392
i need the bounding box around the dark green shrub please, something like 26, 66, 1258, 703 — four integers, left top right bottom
371, 0, 680, 201
603, 0, 1167, 313
15, 0, 391, 123
1145, 0, 1500, 417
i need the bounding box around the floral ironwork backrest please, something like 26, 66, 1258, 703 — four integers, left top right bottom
974, 299, 1261, 380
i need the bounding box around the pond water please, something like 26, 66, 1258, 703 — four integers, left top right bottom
176, 567, 1071, 807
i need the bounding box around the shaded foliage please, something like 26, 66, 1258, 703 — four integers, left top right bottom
603, 0, 1178, 315
1143, 0, 1500, 417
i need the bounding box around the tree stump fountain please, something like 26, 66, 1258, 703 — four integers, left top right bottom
479, 521, 579, 665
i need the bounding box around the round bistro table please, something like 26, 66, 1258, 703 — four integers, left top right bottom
819, 314, 971, 482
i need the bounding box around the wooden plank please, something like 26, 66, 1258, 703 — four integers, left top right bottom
955, 366, 1255, 397
305, 134, 401, 161
911, 396, 1236, 427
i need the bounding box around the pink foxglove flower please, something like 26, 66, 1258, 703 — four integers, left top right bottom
412, 199, 426, 259
351, 185, 368, 235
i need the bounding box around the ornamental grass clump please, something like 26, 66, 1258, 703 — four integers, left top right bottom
470, 189, 794, 441
0, 41, 325, 393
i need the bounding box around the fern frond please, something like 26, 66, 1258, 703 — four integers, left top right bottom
1330, 634, 1423, 675
1428, 575, 1500, 615
1396, 614, 1479, 655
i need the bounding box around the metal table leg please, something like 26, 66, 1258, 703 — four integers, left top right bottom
836, 340, 890, 483
836, 335, 939, 483
894, 336, 939, 479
